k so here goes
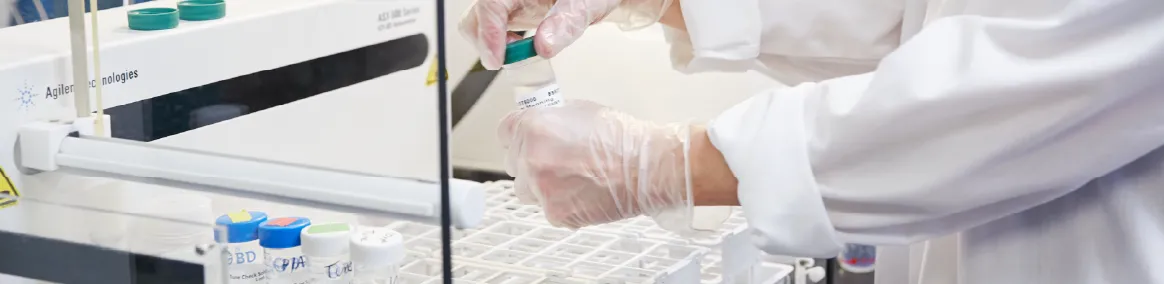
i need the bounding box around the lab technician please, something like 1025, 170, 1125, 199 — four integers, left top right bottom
463, 0, 1164, 283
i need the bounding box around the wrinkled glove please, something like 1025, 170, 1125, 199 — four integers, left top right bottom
459, 0, 673, 70
498, 100, 693, 230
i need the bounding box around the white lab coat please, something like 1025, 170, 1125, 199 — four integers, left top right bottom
666, 0, 1164, 283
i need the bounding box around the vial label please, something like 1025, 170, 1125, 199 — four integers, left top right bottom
228, 269, 268, 283
515, 83, 562, 109
324, 260, 354, 279
266, 251, 310, 284
267, 252, 309, 273
228, 248, 260, 265
354, 266, 399, 284
228, 247, 267, 283
311, 259, 354, 283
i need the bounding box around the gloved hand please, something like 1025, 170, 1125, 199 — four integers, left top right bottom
498, 100, 692, 229
459, 0, 673, 70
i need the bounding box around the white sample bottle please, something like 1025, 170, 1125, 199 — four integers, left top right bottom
259, 217, 312, 284
302, 222, 354, 284
351, 227, 405, 284
215, 210, 269, 283
503, 37, 564, 109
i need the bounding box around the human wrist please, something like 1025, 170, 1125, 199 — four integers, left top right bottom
656, 0, 684, 31
635, 122, 691, 211
688, 125, 739, 206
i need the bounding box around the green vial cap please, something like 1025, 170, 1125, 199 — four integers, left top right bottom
503, 37, 538, 65
127, 8, 179, 31
178, 0, 226, 21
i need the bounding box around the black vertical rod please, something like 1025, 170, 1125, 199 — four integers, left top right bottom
826, 258, 837, 284
435, 0, 454, 282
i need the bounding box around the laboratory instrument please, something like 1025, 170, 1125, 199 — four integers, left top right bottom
260, 217, 312, 284
217, 210, 270, 283
0, 0, 475, 282
0, 0, 812, 283
302, 222, 355, 284
351, 227, 405, 284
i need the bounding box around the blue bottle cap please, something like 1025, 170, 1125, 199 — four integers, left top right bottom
258, 217, 312, 249
214, 211, 268, 243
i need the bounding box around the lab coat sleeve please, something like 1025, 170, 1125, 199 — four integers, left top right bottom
662, 0, 763, 73
708, 2, 1164, 257
664, 0, 902, 84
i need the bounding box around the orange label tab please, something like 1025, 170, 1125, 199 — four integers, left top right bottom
268, 217, 297, 227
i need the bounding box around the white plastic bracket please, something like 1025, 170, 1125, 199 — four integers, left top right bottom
18, 121, 73, 172
17, 115, 112, 172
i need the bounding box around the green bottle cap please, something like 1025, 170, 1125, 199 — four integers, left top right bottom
306, 223, 350, 234
503, 37, 538, 65
178, 0, 226, 21
127, 8, 179, 31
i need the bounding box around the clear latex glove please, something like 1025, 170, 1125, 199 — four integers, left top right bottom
498, 100, 693, 229
459, 0, 673, 69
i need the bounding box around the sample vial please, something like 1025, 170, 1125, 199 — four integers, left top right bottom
503, 37, 563, 109
259, 217, 312, 284
351, 227, 404, 284
215, 210, 269, 283
302, 222, 354, 284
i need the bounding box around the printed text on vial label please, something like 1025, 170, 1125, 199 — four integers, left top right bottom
516, 84, 562, 109
229, 270, 268, 281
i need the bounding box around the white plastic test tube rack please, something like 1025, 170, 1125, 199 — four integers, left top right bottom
382, 218, 706, 283
478, 181, 793, 284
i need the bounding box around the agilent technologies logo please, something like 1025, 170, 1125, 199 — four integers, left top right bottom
14, 81, 35, 110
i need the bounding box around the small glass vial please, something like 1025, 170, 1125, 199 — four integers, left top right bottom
215, 210, 269, 283
351, 227, 404, 284
503, 37, 564, 109
302, 222, 354, 284
259, 217, 312, 284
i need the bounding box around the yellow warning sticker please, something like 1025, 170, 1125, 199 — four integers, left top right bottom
0, 166, 19, 209
426, 56, 447, 87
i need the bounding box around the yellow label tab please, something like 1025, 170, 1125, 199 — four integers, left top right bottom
226, 210, 252, 223
426, 56, 447, 87
0, 166, 19, 209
